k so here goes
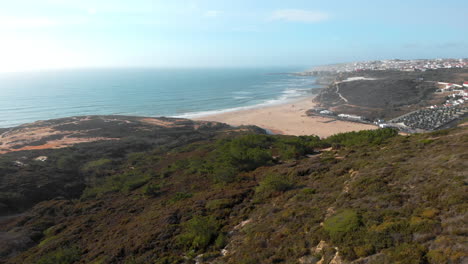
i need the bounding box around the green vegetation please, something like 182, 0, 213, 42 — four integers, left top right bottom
81, 171, 152, 198
323, 209, 361, 242
177, 216, 220, 250
36, 247, 81, 264
255, 173, 294, 198
386, 243, 427, 264
206, 199, 232, 210
143, 183, 162, 197
325, 128, 398, 147
170, 192, 193, 203
81, 158, 112, 173
1, 121, 467, 264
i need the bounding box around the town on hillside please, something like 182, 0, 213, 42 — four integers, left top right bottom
302, 58, 468, 74
305, 60, 468, 133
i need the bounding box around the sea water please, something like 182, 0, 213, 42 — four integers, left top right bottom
0, 67, 319, 128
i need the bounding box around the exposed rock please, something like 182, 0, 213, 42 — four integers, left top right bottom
34, 156, 48, 162
329, 251, 343, 264
233, 219, 252, 230
314, 240, 329, 254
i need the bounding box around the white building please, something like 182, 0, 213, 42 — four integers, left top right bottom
338, 114, 362, 120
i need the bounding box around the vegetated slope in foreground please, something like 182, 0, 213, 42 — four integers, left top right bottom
0, 126, 467, 263
0, 115, 265, 215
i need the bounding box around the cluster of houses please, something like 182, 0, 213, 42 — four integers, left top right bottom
389, 106, 468, 131
435, 82, 468, 107
307, 58, 468, 74
306, 76, 468, 132
307, 108, 369, 123
308, 102, 467, 132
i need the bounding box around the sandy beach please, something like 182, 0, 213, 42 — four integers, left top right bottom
193, 97, 377, 138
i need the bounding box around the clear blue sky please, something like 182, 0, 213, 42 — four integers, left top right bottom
1, 0, 467, 71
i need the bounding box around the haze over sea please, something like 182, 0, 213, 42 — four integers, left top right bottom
0, 68, 319, 128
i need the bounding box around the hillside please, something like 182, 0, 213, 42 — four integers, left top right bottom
314, 69, 468, 120
0, 116, 262, 215
0, 117, 467, 264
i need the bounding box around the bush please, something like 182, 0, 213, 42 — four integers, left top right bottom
36, 246, 81, 264
143, 183, 162, 197
323, 209, 361, 242
256, 173, 294, 198
170, 192, 193, 203
206, 199, 232, 210
274, 135, 325, 159
216, 135, 273, 171
56, 155, 81, 171
214, 233, 228, 249
326, 128, 398, 147
177, 216, 220, 250
353, 244, 374, 258
295, 188, 316, 201
81, 171, 152, 198
212, 164, 240, 183
386, 243, 427, 264
81, 158, 112, 173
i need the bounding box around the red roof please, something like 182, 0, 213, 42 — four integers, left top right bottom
464, 81, 468, 84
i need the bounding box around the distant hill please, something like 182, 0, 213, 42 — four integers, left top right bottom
314, 68, 468, 120
0, 116, 467, 264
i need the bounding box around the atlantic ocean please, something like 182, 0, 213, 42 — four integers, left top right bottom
0, 67, 319, 128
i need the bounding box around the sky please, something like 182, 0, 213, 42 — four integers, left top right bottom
0, 0, 467, 72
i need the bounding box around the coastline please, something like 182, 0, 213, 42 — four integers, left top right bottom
193, 96, 377, 138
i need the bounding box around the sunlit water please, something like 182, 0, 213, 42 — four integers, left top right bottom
0, 68, 319, 128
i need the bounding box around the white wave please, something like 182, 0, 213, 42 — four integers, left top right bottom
172, 89, 314, 119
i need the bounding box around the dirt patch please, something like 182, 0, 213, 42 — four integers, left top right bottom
139, 118, 180, 127
0, 137, 119, 154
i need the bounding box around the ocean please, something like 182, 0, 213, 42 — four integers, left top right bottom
0, 68, 319, 128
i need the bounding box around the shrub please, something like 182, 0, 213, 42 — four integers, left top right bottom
143, 183, 162, 197
36, 246, 81, 264
295, 188, 316, 201
214, 233, 228, 249
81, 171, 151, 198
409, 216, 438, 233
386, 243, 427, 264
420, 208, 439, 219
274, 135, 325, 159
206, 199, 232, 210
81, 158, 112, 173
256, 173, 294, 197
216, 135, 273, 171
353, 244, 374, 258
301, 188, 316, 195
426, 250, 448, 263
170, 192, 193, 203
56, 155, 80, 171
323, 209, 361, 242
177, 216, 220, 250
212, 164, 240, 183
326, 128, 398, 147
418, 139, 434, 145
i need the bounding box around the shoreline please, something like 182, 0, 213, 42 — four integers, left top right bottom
193, 96, 377, 138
